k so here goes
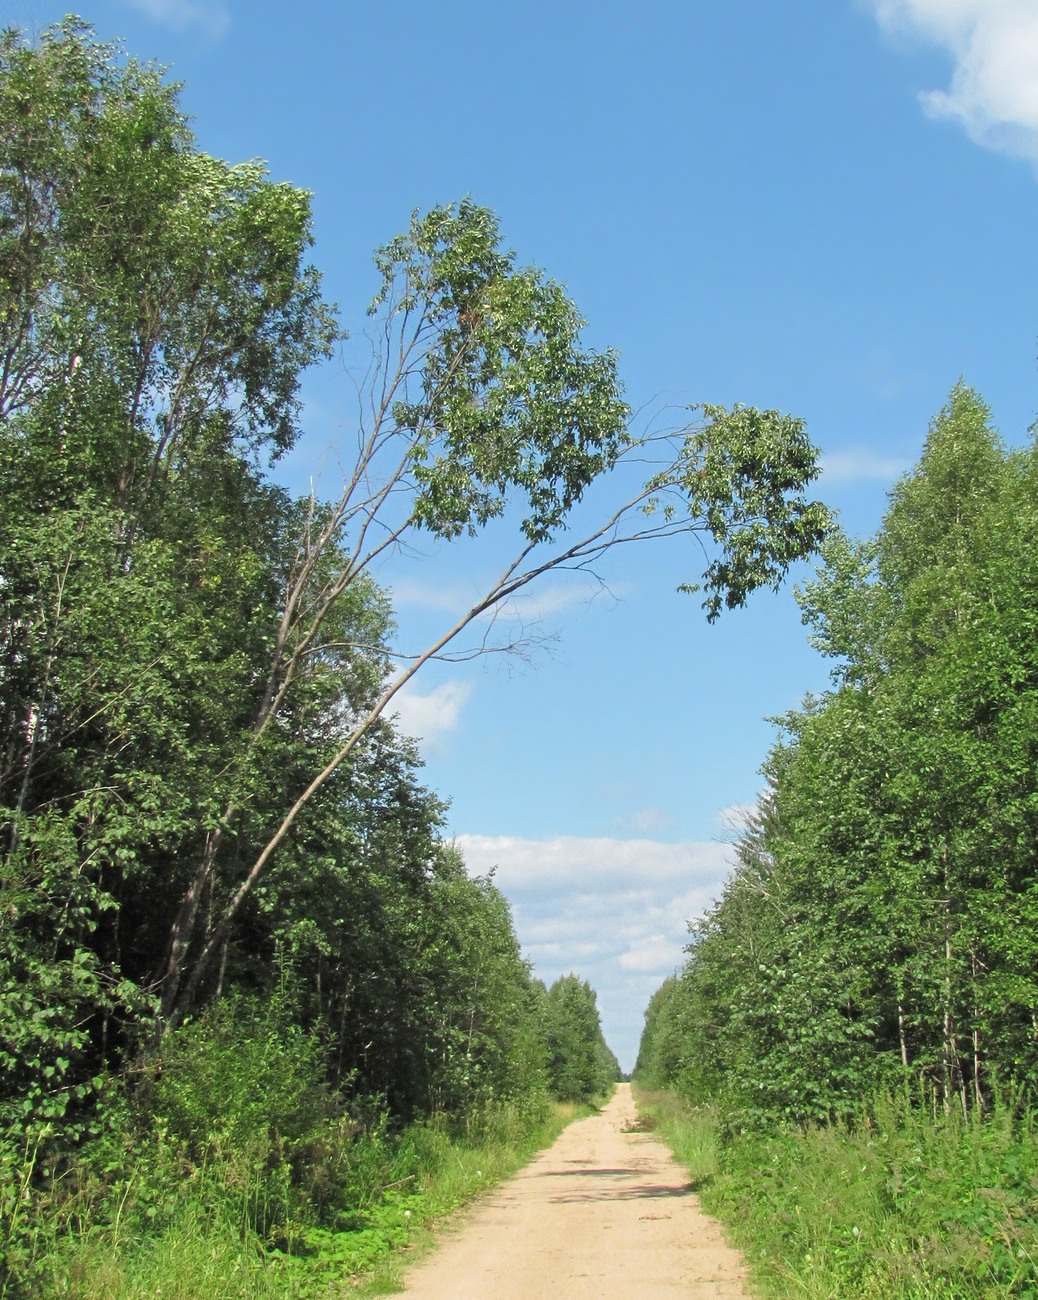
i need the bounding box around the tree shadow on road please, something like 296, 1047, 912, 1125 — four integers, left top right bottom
548, 1182, 694, 1203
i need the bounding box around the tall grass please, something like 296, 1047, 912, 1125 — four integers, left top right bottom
634, 1085, 1038, 1299
44, 1203, 291, 1300
2, 1094, 588, 1299
0, 993, 598, 1299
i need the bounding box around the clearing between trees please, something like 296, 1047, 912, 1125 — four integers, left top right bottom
397, 1084, 749, 1299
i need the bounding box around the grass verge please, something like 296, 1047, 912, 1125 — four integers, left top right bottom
5, 1097, 593, 1299
633, 1085, 1038, 1300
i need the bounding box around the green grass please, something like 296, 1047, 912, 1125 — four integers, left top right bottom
633, 1085, 1038, 1300
45, 1205, 291, 1300
2, 989, 612, 1299
3, 1097, 593, 1299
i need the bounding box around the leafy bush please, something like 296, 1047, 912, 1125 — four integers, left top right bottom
142, 991, 362, 1233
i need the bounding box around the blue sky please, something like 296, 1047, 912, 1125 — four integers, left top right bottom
8, 0, 1038, 1069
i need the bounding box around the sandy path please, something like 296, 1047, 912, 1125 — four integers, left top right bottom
397, 1083, 751, 1299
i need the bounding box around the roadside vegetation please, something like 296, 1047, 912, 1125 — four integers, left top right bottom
11, 1041, 598, 1298
2, 956, 618, 1297
0, 18, 826, 1297
636, 383, 1038, 1297
637, 1087, 1038, 1298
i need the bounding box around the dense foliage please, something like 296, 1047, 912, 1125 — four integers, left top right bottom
540, 974, 622, 1101
0, 19, 830, 1293
0, 15, 513, 1153
637, 383, 1038, 1293
639, 383, 1038, 1126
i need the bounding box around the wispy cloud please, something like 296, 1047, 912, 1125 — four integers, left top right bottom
820, 448, 912, 482
492, 580, 619, 623
389, 579, 471, 614
618, 933, 686, 972
390, 576, 616, 625
454, 832, 738, 1070
120, 0, 230, 38
864, 1, 1038, 164
716, 802, 757, 836
391, 680, 472, 748
617, 807, 677, 835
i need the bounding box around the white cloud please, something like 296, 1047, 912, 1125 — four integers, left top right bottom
389, 578, 471, 614
491, 580, 618, 624
453, 832, 738, 1071
820, 448, 912, 482
617, 807, 676, 835
390, 576, 616, 625
864, 0, 1038, 163
456, 833, 733, 891
121, 0, 230, 38
619, 933, 685, 972
391, 680, 472, 747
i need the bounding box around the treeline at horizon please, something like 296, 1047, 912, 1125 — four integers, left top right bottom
636, 381, 1038, 1297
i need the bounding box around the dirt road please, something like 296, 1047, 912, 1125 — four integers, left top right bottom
397, 1083, 751, 1298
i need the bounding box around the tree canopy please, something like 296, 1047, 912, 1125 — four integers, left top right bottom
0, 18, 827, 1157
638, 383, 1038, 1127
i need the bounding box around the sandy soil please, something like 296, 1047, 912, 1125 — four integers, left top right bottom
397, 1083, 752, 1299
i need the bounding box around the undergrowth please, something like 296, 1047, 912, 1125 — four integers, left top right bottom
0, 998, 589, 1299
3, 1093, 583, 1299
634, 1085, 1038, 1299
